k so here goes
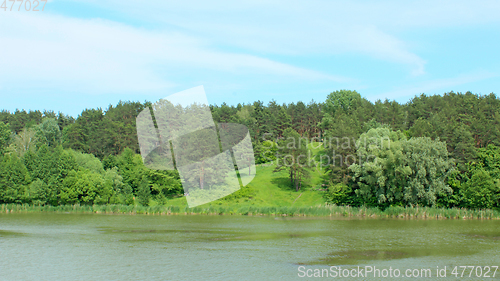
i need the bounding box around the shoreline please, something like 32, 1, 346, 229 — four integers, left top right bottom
1, 204, 499, 220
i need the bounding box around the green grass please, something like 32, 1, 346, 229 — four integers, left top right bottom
163, 142, 327, 208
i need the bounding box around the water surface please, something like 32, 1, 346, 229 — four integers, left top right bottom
1, 214, 499, 280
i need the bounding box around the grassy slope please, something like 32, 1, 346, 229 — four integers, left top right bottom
164, 142, 327, 208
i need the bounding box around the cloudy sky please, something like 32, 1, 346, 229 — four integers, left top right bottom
1, 0, 499, 116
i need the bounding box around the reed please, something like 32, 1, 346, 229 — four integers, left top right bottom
1, 203, 499, 219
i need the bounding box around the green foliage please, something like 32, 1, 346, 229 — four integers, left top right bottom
115, 148, 182, 200
8, 127, 38, 157
448, 125, 476, 171
0, 121, 11, 154
435, 169, 463, 208
147, 169, 182, 196
35, 118, 62, 147
255, 140, 278, 164
474, 144, 500, 178
24, 145, 76, 194
349, 127, 455, 207
115, 147, 146, 191
324, 90, 362, 115
274, 128, 311, 191
2, 91, 500, 211
324, 183, 360, 206
70, 149, 105, 174
62, 102, 145, 158
0, 154, 31, 203
461, 170, 499, 209
102, 154, 118, 170
104, 167, 132, 205
25, 179, 51, 205
460, 144, 500, 209
321, 114, 363, 185
136, 177, 151, 206
0, 139, 181, 205
59, 170, 110, 205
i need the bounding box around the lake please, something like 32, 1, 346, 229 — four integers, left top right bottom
1, 214, 499, 280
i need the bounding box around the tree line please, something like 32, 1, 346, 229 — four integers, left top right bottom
0, 90, 499, 209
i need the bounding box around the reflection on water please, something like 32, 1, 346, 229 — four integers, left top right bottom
313, 250, 414, 265
305, 246, 480, 266
462, 231, 500, 240
0, 229, 24, 237
0, 214, 499, 280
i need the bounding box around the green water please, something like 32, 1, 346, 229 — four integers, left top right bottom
0, 214, 499, 280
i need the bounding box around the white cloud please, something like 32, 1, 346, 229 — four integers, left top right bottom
63, 0, 500, 76
2, 1, 499, 97
0, 12, 348, 95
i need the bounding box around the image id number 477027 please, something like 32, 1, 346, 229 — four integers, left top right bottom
1, 0, 47, 11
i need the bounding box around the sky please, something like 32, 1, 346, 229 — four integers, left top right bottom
0, 0, 499, 117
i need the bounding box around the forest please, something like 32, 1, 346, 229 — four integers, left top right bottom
0, 90, 499, 210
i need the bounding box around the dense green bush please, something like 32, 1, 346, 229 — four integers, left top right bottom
324, 183, 361, 206
461, 170, 499, 209
0, 144, 183, 206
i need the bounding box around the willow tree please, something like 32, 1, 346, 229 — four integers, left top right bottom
349, 127, 454, 207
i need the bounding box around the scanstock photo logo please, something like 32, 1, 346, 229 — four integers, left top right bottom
136, 86, 256, 207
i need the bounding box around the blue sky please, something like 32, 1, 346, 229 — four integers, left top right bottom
1, 0, 499, 117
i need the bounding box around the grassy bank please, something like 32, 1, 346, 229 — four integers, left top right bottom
161, 161, 327, 208
2, 203, 499, 220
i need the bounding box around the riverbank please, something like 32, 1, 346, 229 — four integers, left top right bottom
1, 203, 499, 220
